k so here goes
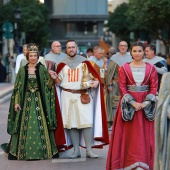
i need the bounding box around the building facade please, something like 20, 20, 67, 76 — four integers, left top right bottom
108, 0, 129, 13
44, 0, 108, 51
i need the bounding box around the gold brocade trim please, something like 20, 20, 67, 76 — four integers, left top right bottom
47, 77, 54, 89
15, 93, 19, 104
38, 93, 52, 159
67, 100, 73, 129
17, 92, 52, 159
17, 99, 27, 159
74, 100, 81, 127
64, 124, 92, 129
116, 161, 149, 170
28, 74, 36, 78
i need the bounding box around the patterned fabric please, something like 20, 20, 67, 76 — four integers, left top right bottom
7, 63, 57, 160
131, 67, 145, 86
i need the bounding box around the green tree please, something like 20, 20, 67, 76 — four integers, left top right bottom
107, 3, 130, 43
0, 0, 50, 49
128, 0, 170, 53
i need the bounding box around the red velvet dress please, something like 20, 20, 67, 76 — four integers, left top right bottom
106, 62, 158, 170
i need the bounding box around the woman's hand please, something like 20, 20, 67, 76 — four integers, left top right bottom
132, 102, 142, 111
14, 104, 21, 113
90, 80, 99, 88
49, 70, 58, 80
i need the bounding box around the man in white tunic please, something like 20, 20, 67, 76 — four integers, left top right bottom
49, 40, 109, 159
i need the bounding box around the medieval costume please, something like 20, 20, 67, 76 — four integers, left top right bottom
88, 56, 106, 86
106, 62, 158, 170
106, 52, 132, 127
154, 72, 170, 170
0, 60, 6, 82
45, 51, 67, 71
7, 63, 58, 160
143, 56, 167, 90
54, 55, 109, 153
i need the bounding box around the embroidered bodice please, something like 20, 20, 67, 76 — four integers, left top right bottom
131, 67, 146, 86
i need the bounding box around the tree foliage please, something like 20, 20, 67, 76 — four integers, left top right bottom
108, 0, 170, 52
0, 0, 50, 49
129, 0, 170, 46
107, 3, 130, 42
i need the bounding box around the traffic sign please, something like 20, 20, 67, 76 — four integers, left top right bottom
2, 21, 14, 39
2, 21, 14, 33
2, 33, 14, 39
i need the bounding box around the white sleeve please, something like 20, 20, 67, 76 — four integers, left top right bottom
15, 55, 22, 74
154, 65, 167, 75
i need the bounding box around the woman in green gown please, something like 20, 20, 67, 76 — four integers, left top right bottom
7, 44, 58, 160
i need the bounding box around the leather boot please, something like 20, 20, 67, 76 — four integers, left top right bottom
69, 128, 81, 159
83, 128, 98, 158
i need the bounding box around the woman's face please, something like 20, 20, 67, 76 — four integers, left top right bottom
28, 52, 38, 64
131, 46, 144, 61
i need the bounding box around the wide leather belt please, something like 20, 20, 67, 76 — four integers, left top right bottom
62, 87, 88, 94
127, 85, 149, 92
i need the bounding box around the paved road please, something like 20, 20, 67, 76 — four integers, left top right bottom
0, 101, 110, 170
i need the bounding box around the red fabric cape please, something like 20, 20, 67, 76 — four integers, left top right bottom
54, 61, 109, 149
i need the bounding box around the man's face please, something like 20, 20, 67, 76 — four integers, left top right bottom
145, 47, 155, 59
52, 42, 62, 54
94, 49, 104, 60
118, 41, 128, 54
66, 41, 77, 57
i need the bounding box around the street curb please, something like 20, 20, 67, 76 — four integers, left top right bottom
0, 86, 13, 99
0, 93, 12, 105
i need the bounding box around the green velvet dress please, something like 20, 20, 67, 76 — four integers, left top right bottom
7, 63, 58, 160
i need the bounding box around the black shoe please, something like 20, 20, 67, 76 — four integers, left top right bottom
52, 152, 59, 159
8, 153, 17, 160
1, 143, 9, 153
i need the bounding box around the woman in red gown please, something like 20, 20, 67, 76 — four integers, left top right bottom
106, 42, 158, 170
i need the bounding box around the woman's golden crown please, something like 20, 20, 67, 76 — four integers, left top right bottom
27, 45, 38, 52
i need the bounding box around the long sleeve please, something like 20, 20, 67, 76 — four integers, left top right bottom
38, 65, 57, 130
148, 66, 158, 95
154, 60, 167, 75
15, 54, 24, 74
7, 67, 26, 135
118, 66, 128, 96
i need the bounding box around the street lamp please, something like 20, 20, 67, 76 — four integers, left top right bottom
14, 7, 21, 54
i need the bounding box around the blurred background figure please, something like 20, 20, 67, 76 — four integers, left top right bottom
86, 47, 93, 58
106, 41, 132, 128
0, 52, 6, 83
7, 56, 15, 84
107, 47, 116, 67
155, 72, 170, 170
166, 53, 170, 71
44, 41, 67, 70
103, 55, 109, 70
15, 44, 28, 75
144, 44, 167, 91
